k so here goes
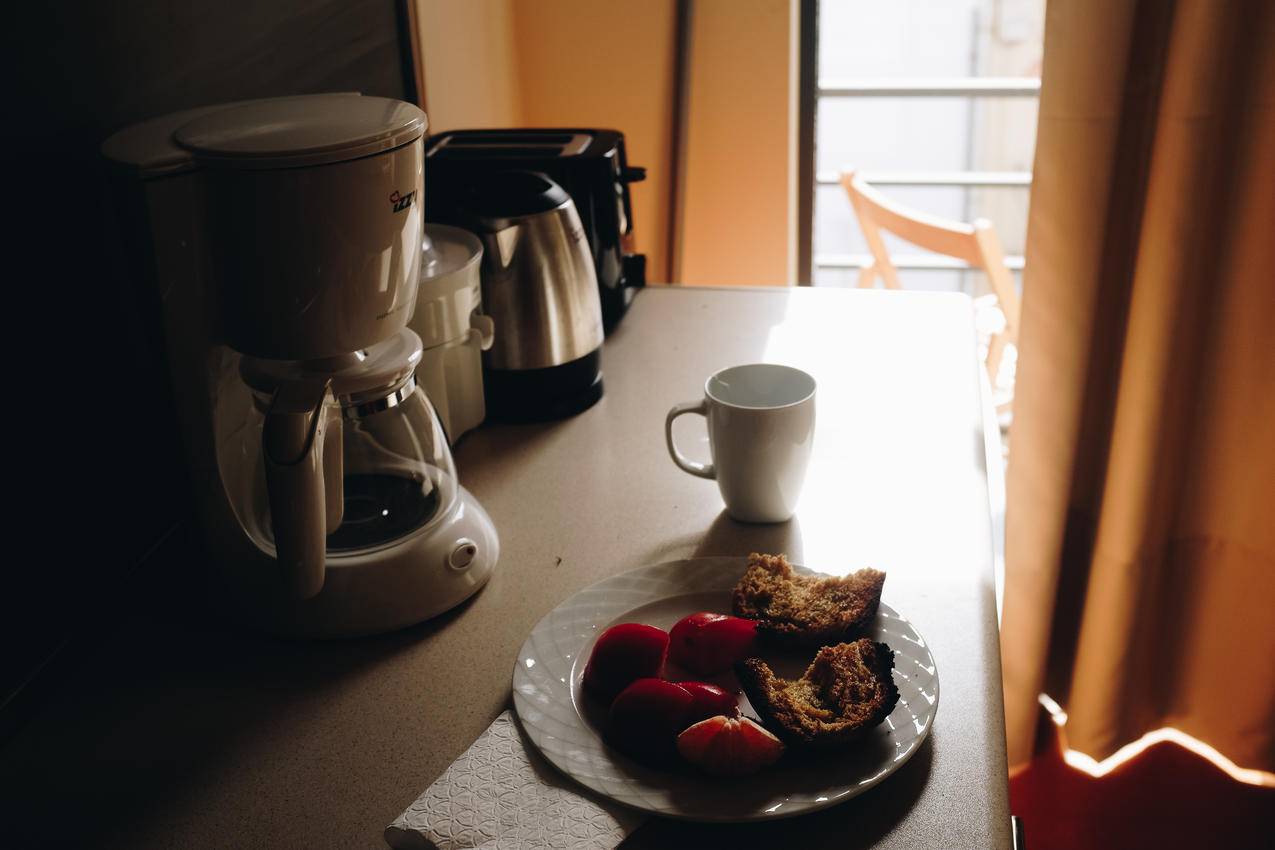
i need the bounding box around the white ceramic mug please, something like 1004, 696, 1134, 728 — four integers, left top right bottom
665, 364, 816, 523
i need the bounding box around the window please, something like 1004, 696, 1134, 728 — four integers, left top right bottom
806, 0, 1044, 298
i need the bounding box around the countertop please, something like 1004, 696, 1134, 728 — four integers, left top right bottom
0, 286, 1010, 849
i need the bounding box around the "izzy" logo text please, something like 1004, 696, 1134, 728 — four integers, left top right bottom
389, 189, 416, 213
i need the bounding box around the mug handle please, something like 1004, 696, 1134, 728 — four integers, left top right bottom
665, 399, 715, 479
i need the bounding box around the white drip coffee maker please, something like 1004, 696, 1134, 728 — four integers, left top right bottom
104, 94, 498, 636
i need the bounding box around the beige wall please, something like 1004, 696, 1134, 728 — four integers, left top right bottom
678, 0, 797, 286
416, 0, 520, 130
413, 0, 796, 286
415, 0, 677, 280
511, 1, 679, 283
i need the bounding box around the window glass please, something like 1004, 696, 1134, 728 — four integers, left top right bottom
812, 0, 1044, 296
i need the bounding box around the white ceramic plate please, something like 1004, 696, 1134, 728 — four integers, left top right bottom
511, 557, 939, 822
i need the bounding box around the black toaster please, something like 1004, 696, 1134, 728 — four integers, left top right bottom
424, 128, 647, 333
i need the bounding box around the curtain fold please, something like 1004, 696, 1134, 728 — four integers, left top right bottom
1001, 0, 1275, 773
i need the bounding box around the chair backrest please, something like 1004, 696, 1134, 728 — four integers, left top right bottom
841, 171, 986, 274
840, 169, 1023, 389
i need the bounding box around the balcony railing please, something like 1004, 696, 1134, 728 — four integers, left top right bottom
816, 170, 1031, 187
813, 76, 1040, 277
818, 77, 1041, 98
815, 253, 1025, 272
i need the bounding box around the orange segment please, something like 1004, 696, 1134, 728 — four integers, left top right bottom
676, 715, 785, 777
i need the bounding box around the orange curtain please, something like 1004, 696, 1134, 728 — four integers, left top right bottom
1001, 0, 1275, 773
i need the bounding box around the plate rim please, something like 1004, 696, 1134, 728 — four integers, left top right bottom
511, 555, 939, 822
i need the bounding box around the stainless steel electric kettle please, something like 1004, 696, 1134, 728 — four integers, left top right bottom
464, 170, 605, 421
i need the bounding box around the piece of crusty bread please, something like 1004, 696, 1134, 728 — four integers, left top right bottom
736, 639, 899, 747
732, 553, 885, 646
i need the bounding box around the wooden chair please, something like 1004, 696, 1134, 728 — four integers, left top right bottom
839, 170, 1022, 401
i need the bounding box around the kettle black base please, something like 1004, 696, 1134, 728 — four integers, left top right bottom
484, 351, 604, 422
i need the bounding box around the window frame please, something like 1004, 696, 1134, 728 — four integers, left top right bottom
799, 2, 1041, 288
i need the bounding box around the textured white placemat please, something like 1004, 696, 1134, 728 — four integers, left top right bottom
385, 710, 646, 850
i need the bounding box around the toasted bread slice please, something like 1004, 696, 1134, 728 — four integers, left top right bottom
736, 639, 898, 747
732, 553, 885, 646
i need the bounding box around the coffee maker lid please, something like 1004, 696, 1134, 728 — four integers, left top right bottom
102, 101, 251, 178
175, 94, 426, 169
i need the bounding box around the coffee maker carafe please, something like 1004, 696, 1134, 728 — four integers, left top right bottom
104, 94, 499, 636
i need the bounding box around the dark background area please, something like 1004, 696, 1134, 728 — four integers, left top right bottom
4, 0, 413, 740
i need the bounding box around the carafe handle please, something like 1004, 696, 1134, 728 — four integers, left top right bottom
263, 379, 332, 599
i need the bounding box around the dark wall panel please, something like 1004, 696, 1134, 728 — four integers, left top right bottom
4, 0, 414, 731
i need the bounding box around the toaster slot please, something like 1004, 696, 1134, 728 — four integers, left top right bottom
431, 132, 593, 157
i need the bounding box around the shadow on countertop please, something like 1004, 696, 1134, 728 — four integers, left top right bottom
0, 523, 481, 848
620, 734, 935, 850
693, 510, 805, 562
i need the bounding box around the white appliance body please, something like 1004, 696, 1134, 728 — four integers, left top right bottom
104, 95, 498, 637
409, 224, 493, 444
